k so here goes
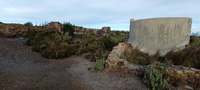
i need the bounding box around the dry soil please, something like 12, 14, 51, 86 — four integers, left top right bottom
0, 37, 149, 90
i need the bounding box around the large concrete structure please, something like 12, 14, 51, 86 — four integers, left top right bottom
128, 17, 192, 56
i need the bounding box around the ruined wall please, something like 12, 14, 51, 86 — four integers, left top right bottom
0, 23, 47, 37
74, 26, 111, 37
47, 22, 63, 35
106, 43, 200, 88
0, 22, 111, 37
128, 17, 192, 56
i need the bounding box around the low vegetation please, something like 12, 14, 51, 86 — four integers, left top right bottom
122, 35, 200, 69
25, 29, 78, 59
94, 59, 106, 70
143, 62, 169, 90
25, 23, 128, 61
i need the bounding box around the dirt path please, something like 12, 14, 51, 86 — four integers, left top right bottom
0, 37, 149, 90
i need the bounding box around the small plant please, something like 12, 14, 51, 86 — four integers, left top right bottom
143, 63, 169, 90
94, 59, 106, 70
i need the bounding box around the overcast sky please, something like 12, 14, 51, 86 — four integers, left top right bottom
0, 0, 200, 33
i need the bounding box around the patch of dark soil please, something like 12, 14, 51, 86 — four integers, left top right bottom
0, 37, 92, 90
0, 71, 16, 90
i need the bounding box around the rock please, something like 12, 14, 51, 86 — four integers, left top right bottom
177, 70, 183, 74
197, 71, 200, 74
0, 23, 48, 37
74, 26, 111, 37
184, 85, 194, 90
117, 60, 124, 66
20, 37, 24, 40
47, 22, 63, 35
184, 70, 194, 74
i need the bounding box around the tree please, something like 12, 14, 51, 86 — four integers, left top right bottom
24, 22, 33, 26
63, 22, 74, 36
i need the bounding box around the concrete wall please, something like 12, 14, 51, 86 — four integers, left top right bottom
128, 17, 192, 56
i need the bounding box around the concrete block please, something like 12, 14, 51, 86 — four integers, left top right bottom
128, 17, 192, 56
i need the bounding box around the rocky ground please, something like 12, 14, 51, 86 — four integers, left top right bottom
0, 37, 149, 90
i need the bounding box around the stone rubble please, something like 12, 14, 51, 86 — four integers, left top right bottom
74, 26, 111, 37
106, 42, 200, 88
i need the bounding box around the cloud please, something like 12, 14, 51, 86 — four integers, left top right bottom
0, 0, 200, 33
2, 7, 42, 15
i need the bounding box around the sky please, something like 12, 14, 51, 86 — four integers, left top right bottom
0, 0, 200, 33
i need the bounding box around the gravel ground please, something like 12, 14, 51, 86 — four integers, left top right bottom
0, 37, 149, 90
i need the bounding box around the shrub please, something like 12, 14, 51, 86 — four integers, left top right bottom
24, 22, 33, 26
143, 63, 169, 90
25, 29, 79, 59
103, 37, 115, 50
121, 35, 200, 69
25, 27, 129, 60
63, 32, 72, 41
163, 47, 200, 69
110, 31, 128, 44
122, 47, 159, 65
190, 35, 200, 47
63, 22, 74, 36
94, 59, 106, 70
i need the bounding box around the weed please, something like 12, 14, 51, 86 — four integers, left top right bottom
94, 59, 106, 70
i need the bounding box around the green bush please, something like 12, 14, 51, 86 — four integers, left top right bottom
94, 59, 106, 70
25, 26, 128, 60
25, 29, 79, 59
103, 37, 115, 50
63, 22, 74, 36
63, 32, 72, 41
110, 31, 128, 44
143, 63, 169, 90
24, 22, 33, 26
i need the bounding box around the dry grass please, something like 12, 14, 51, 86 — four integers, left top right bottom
122, 36, 200, 69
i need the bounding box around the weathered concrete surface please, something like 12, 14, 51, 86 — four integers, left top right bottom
128, 17, 192, 56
